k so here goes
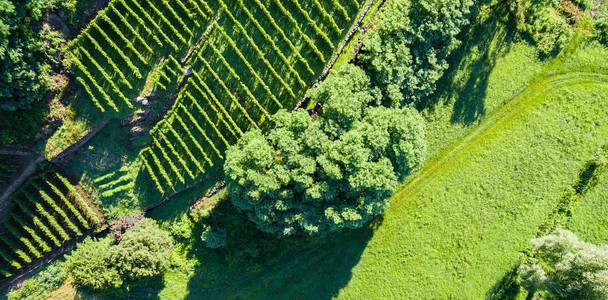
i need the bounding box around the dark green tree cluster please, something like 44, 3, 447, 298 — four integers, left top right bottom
519, 229, 608, 299
509, 0, 578, 55
225, 65, 426, 237
64, 218, 173, 292
359, 0, 477, 107
0, 0, 74, 111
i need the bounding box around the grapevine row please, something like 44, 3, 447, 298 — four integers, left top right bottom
235, 0, 307, 88
217, 2, 297, 98
212, 23, 284, 108
288, 0, 335, 50
207, 43, 272, 121
270, 0, 327, 63
250, 0, 316, 74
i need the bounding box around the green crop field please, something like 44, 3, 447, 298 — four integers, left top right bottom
0, 171, 102, 278
66, 0, 368, 217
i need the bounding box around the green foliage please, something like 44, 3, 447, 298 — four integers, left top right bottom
519, 229, 608, 299
201, 226, 227, 249
359, 0, 477, 106
65, 218, 173, 292
225, 65, 426, 237
594, 21, 608, 46
108, 218, 173, 281
0, 0, 72, 111
65, 237, 123, 291
510, 0, 574, 55
7, 261, 67, 300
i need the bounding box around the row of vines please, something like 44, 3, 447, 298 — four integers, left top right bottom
140, 0, 366, 194
0, 172, 102, 278
67, 0, 214, 113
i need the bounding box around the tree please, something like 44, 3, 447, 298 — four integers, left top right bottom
359, 0, 477, 107
519, 229, 608, 299
0, 0, 76, 111
225, 65, 426, 238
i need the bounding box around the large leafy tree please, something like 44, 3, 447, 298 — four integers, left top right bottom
359, 0, 476, 107
225, 65, 426, 237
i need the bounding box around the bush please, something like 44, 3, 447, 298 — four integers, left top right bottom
7, 261, 67, 300
65, 218, 173, 292
201, 226, 227, 249
108, 219, 173, 281
594, 21, 608, 46
519, 229, 608, 299
64, 237, 123, 291
510, 0, 573, 55
225, 65, 426, 238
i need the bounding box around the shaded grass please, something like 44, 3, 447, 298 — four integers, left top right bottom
568, 159, 608, 244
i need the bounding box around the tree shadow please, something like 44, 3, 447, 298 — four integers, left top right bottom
419, 2, 516, 126
486, 265, 523, 300
181, 200, 382, 299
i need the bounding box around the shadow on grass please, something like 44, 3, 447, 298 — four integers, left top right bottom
179, 200, 381, 299
486, 265, 523, 300
419, 2, 516, 125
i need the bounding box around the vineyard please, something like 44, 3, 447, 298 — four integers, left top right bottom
0, 172, 102, 278
140, 0, 366, 194
66, 0, 212, 113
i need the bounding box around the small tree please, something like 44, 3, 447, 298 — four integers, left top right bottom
65, 218, 173, 292
519, 229, 608, 299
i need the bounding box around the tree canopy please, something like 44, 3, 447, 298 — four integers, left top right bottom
225, 65, 426, 238
359, 0, 476, 107
0, 0, 74, 111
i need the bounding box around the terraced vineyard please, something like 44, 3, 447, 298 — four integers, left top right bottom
140, 0, 366, 194
0, 172, 102, 278
67, 0, 212, 112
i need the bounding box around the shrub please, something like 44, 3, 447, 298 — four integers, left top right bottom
64, 237, 123, 291
108, 218, 173, 281
201, 226, 227, 249
510, 0, 573, 55
65, 218, 173, 291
